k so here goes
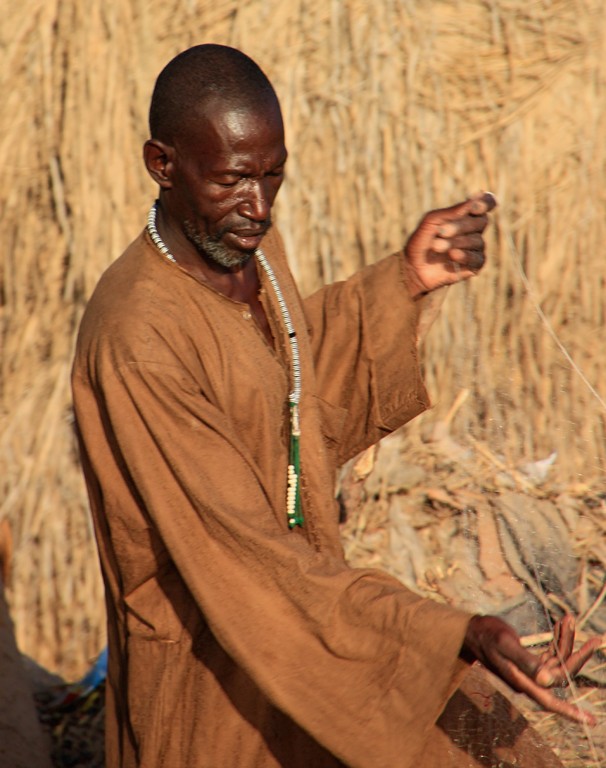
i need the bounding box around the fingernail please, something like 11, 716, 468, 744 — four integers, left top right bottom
481, 191, 498, 209
581, 711, 597, 728
469, 253, 485, 270
438, 224, 454, 237
536, 670, 555, 687
433, 238, 450, 253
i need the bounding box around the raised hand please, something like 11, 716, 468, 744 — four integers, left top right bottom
403, 192, 497, 297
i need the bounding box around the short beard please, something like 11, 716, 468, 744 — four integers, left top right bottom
184, 221, 258, 269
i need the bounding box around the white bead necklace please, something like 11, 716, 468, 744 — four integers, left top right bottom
146, 201, 304, 528
147, 202, 177, 263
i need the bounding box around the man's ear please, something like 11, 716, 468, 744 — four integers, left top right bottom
143, 139, 174, 188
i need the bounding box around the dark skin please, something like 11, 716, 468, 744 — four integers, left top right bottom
143, 94, 602, 725
464, 614, 602, 726
144, 96, 287, 345
143, 97, 492, 336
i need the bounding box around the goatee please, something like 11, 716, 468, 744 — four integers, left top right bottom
183, 221, 270, 269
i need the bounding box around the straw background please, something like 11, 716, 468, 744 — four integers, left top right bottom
1, 0, 605, 679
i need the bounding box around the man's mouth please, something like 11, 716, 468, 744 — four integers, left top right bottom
228, 226, 270, 250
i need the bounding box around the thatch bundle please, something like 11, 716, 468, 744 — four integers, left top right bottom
1, 0, 605, 681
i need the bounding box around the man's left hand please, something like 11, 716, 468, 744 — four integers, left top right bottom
404, 192, 497, 297
462, 614, 603, 726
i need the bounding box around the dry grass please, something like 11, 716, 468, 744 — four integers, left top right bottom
1, 0, 605, 717
339, 426, 606, 767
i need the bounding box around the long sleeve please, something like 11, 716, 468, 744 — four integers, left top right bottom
303, 252, 430, 465
72, 232, 472, 768
74, 349, 469, 768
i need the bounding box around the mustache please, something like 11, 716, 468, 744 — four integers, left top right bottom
212, 217, 273, 242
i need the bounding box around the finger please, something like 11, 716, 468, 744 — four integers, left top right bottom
555, 615, 576, 660
435, 233, 486, 253
535, 637, 602, 686
506, 666, 597, 726
468, 191, 497, 215
438, 214, 488, 239
481, 627, 544, 680
420, 192, 497, 230
489, 653, 597, 726
431, 237, 452, 254
447, 249, 486, 272
539, 615, 573, 666
563, 637, 604, 678
467, 615, 599, 725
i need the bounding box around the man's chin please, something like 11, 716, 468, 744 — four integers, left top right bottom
199, 239, 254, 270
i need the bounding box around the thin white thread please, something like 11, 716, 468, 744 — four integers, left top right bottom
455, 228, 601, 752
504, 231, 602, 756
505, 231, 606, 412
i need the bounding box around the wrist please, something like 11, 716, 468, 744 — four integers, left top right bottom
401, 256, 429, 299
460, 614, 482, 664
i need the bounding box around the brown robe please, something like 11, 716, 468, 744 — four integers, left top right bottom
72, 227, 560, 767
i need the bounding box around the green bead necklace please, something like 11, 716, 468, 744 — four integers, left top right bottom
255, 248, 303, 528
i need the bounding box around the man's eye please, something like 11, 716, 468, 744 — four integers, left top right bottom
216, 179, 240, 188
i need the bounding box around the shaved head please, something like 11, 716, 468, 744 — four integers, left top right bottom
144, 45, 286, 275
149, 44, 278, 144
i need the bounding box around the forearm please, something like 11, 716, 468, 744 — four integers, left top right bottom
304, 253, 430, 463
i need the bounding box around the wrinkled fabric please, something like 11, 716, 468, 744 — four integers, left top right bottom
72, 226, 482, 767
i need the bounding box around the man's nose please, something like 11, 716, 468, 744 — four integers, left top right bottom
239, 179, 272, 221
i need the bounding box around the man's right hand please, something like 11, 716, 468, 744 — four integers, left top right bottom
403, 192, 497, 297
461, 614, 602, 726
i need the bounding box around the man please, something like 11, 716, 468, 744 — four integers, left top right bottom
72, 44, 599, 767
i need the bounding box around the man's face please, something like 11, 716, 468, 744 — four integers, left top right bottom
170, 99, 287, 268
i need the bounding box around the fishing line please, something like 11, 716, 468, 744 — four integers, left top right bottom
450, 219, 603, 763
503, 229, 604, 764
504, 231, 606, 413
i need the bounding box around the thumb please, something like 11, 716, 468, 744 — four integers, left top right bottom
428, 191, 498, 226
468, 191, 498, 215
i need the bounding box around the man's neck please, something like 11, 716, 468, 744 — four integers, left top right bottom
154, 207, 259, 302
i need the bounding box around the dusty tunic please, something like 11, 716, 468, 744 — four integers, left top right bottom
71, 226, 474, 767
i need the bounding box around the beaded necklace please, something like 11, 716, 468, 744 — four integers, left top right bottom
146, 201, 304, 529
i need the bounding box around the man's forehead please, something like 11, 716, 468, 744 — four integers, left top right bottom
219, 107, 277, 139
181, 100, 285, 153
210, 96, 281, 128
